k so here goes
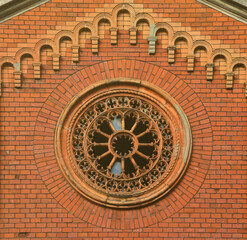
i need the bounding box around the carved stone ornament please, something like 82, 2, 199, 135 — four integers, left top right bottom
55, 79, 192, 208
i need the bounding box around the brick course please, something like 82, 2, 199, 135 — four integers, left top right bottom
0, 0, 247, 239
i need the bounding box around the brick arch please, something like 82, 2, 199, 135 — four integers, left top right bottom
155, 22, 174, 45
0, 56, 15, 77
34, 59, 212, 229
192, 40, 213, 59
112, 3, 136, 27
74, 22, 94, 44
0, 59, 15, 96
0, 57, 16, 94
54, 31, 75, 55
0, 56, 15, 67
230, 57, 247, 72
172, 31, 193, 55
134, 13, 155, 26
15, 47, 37, 63
93, 13, 113, 35
230, 58, 247, 92
210, 48, 232, 71
0, 3, 246, 97
35, 39, 56, 58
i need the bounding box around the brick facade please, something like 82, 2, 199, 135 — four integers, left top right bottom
0, 0, 246, 239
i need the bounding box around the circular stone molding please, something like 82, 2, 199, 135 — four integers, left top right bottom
55, 79, 192, 208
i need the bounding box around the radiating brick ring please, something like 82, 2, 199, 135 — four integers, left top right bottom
55, 79, 192, 208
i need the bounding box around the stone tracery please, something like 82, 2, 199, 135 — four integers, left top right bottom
55, 80, 191, 208
71, 95, 173, 194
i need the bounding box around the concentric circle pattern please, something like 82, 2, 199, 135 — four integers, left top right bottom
55, 81, 192, 208
71, 95, 173, 194
34, 61, 213, 226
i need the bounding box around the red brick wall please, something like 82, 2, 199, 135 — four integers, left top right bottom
0, 0, 246, 239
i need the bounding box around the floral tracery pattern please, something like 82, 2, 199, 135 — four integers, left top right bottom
70, 94, 176, 196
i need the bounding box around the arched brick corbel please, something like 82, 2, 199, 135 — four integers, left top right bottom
154, 24, 174, 58
155, 22, 174, 46
35, 39, 56, 76
209, 49, 232, 84
74, 22, 95, 42
110, 4, 135, 45
191, 41, 212, 73
112, 3, 135, 21
0, 57, 15, 96
74, 22, 93, 59
171, 32, 193, 69
112, 3, 136, 45
15, 48, 37, 87
93, 13, 113, 33
230, 58, 247, 92
135, 14, 157, 54
172, 31, 193, 49
134, 13, 155, 26
35, 39, 56, 59
93, 13, 113, 52
230, 58, 247, 73
192, 40, 213, 58
54, 30, 75, 49
0, 3, 247, 98
211, 49, 232, 69
54, 31, 75, 68
134, 13, 155, 49
15, 47, 38, 63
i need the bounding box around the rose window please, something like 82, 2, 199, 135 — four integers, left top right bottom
72, 96, 173, 193
56, 81, 191, 208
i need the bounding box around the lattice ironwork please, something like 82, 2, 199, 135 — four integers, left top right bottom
70, 94, 174, 195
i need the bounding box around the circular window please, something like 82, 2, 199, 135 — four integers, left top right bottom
55, 80, 192, 208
